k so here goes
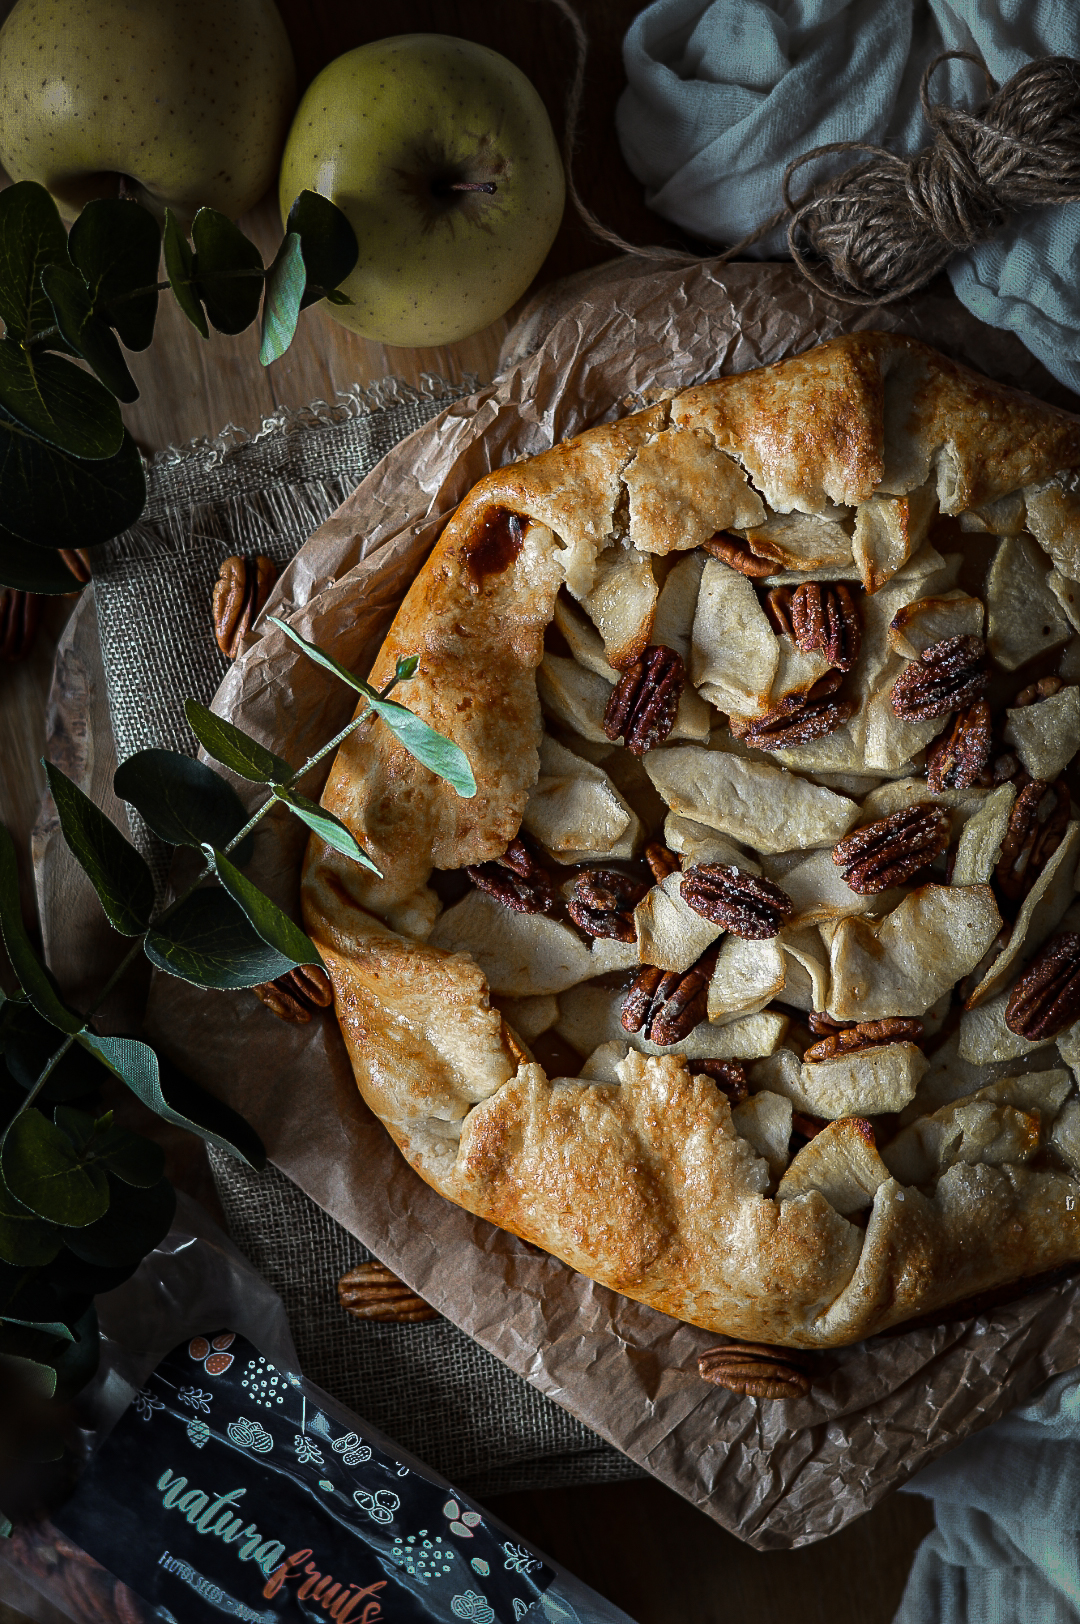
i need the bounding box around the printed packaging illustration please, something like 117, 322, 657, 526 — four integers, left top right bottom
54, 1332, 553, 1622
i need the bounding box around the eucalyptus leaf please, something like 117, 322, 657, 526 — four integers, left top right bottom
144, 886, 295, 989
204, 846, 323, 966
68, 198, 161, 350
286, 190, 359, 310
79, 1033, 265, 1168
53, 1104, 165, 1190
51, 1303, 100, 1400
0, 1263, 75, 1330
113, 748, 254, 863
0, 826, 83, 1034
268, 612, 367, 694
0, 1352, 56, 1400
183, 699, 291, 785
0, 1179, 61, 1268
191, 208, 264, 335
0, 182, 71, 345
63, 1175, 174, 1268
1, 1109, 109, 1227
3, 1004, 109, 1104
0, 529, 84, 594
272, 787, 380, 873
44, 760, 155, 935
0, 338, 125, 455
0, 1315, 73, 1343
0, 416, 145, 548
40, 265, 138, 402
162, 210, 207, 338
259, 231, 304, 365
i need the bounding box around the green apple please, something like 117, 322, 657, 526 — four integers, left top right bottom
278, 34, 565, 347
0, 0, 296, 220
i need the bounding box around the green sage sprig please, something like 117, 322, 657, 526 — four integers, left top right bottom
0, 629, 474, 1528
0, 182, 359, 595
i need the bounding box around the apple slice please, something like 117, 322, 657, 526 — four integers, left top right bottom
578, 537, 657, 670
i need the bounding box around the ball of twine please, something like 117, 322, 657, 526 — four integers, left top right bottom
775, 51, 1080, 304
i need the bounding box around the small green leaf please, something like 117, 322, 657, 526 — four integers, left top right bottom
191, 208, 264, 335
62, 1175, 174, 1268
0, 1352, 56, 1400
0, 416, 146, 548
285, 190, 360, 310
324, 288, 352, 306
0, 529, 84, 594
1, 1109, 109, 1226
272, 787, 380, 873
0, 1315, 73, 1343
144, 886, 295, 989
395, 654, 420, 683
50, 1302, 100, 1400
44, 760, 155, 935
112, 748, 254, 863
183, 699, 291, 785
366, 694, 477, 797
0, 337, 126, 455
163, 210, 208, 338
0, 182, 71, 345
40, 264, 139, 402
204, 846, 323, 967
95, 1123, 166, 1190
3, 1003, 109, 1104
0, 826, 83, 1034
259, 231, 304, 365
67, 198, 161, 350
0, 1179, 61, 1267
268, 612, 368, 693
79, 1033, 265, 1168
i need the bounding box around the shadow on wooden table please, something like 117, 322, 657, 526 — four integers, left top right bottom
487, 1480, 934, 1623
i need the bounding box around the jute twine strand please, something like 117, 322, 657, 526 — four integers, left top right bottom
536, 2, 1080, 306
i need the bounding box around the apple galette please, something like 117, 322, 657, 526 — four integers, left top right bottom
301, 332, 1080, 1348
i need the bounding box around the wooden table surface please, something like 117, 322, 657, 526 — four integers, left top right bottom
0, 2, 935, 1619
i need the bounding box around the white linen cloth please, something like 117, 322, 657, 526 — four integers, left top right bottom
616, 1, 1080, 392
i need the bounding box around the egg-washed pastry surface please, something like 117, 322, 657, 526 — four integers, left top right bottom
301, 332, 1080, 1348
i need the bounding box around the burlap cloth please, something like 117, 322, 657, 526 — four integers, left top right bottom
35, 370, 642, 1498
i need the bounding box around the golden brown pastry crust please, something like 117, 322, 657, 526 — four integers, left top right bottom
301, 332, 1080, 1348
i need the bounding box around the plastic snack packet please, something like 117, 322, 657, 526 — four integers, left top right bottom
0, 1197, 633, 1624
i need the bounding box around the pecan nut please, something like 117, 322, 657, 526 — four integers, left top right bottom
1005, 932, 1080, 1041
466, 837, 559, 915
338, 1261, 439, 1324
701, 532, 774, 577
730, 670, 856, 750
603, 644, 685, 755
212, 554, 279, 659
1015, 674, 1063, 707
567, 868, 648, 941
621, 949, 717, 1046
697, 1341, 813, 1401
57, 547, 93, 584
645, 840, 681, 881
0, 588, 42, 662
680, 864, 794, 938
803, 1016, 924, 1062
789, 581, 862, 672
926, 699, 992, 793
688, 1058, 748, 1104
995, 779, 1071, 904
253, 963, 333, 1022
890, 634, 990, 721
832, 802, 950, 893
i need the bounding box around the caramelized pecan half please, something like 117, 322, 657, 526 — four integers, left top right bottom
890, 634, 989, 721
466, 838, 559, 915
995, 779, 1071, 904
621, 949, 718, 1046
832, 803, 951, 893
1015, 675, 1063, 707
688, 1058, 748, 1104
681, 864, 794, 938
789, 581, 862, 672
803, 1016, 923, 1062
603, 644, 685, 756
644, 841, 681, 881
701, 532, 774, 577
253, 963, 334, 1023
1005, 932, 1080, 1041
567, 869, 648, 941
730, 670, 856, 750
697, 1341, 813, 1401
926, 699, 992, 793
213, 554, 279, 659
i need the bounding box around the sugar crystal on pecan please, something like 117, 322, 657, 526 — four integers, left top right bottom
567, 869, 648, 941
995, 779, 1070, 904
466, 838, 559, 915
1005, 932, 1080, 1041
803, 1016, 923, 1063
832, 803, 950, 893
926, 699, 992, 793
603, 644, 685, 755
730, 670, 856, 750
789, 581, 862, 673
681, 865, 794, 938
890, 634, 990, 721
621, 949, 718, 1046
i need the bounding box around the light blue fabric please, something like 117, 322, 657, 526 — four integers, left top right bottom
895, 1369, 1080, 1622
616, 1, 1080, 393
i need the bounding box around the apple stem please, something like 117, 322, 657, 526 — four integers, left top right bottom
436, 180, 498, 196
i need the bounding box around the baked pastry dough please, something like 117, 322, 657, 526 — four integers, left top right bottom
301, 333, 1080, 1348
